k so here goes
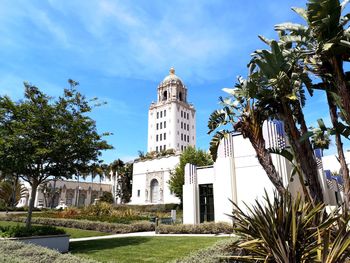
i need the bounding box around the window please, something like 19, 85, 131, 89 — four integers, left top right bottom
187, 124, 189, 131
181, 145, 184, 151
164, 110, 166, 116
160, 145, 162, 151
164, 133, 166, 140
187, 135, 189, 142
181, 111, 183, 117
156, 146, 158, 152
160, 134, 163, 141
156, 123, 159, 130
160, 111, 163, 118
156, 135, 158, 141
137, 190, 140, 197
164, 121, 166, 128
160, 122, 163, 129
157, 112, 159, 119
181, 134, 183, 140
187, 113, 189, 120
164, 145, 166, 150
181, 122, 183, 129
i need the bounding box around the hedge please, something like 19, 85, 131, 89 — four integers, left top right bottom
0, 216, 155, 234
157, 222, 233, 234
0, 240, 97, 263
0, 225, 65, 238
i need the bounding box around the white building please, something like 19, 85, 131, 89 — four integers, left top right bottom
148, 67, 196, 153
183, 121, 297, 224
131, 68, 196, 204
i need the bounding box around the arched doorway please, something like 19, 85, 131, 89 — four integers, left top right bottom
150, 179, 159, 203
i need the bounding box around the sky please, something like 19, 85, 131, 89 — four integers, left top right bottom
0, 0, 346, 164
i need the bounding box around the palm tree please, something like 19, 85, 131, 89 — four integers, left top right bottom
208, 77, 286, 195
0, 180, 27, 210
274, 0, 350, 206
109, 159, 124, 204
248, 40, 323, 203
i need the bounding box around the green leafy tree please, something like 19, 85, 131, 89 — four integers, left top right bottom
169, 147, 213, 204
0, 80, 112, 227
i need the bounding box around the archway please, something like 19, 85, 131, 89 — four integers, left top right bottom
163, 90, 167, 101
150, 179, 159, 203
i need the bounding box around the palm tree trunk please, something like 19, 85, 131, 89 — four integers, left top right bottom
327, 93, 350, 208
281, 103, 324, 204
248, 133, 286, 195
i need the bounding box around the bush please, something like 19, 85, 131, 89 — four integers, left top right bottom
157, 222, 233, 234
0, 224, 65, 237
99, 192, 114, 203
0, 216, 155, 234
0, 240, 97, 263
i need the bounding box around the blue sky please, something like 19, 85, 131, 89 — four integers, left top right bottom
0, 0, 345, 164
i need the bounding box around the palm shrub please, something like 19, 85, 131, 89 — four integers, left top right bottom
227, 192, 350, 262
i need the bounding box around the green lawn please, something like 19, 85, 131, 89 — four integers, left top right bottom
70, 236, 226, 263
0, 220, 109, 238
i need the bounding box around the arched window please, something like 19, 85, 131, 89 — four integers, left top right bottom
150, 179, 159, 203
163, 90, 167, 101
179, 92, 183, 101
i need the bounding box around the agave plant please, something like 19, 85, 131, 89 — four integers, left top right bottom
225, 192, 350, 263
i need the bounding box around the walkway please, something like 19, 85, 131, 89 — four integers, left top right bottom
70, 232, 233, 242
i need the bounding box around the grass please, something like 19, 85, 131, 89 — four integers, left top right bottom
70, 236, 226, 263
0, 220, 109, 238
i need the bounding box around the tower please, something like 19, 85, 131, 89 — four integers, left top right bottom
147, 67, 196, 153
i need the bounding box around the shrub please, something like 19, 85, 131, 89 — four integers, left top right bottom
99, 191, 114, 203
0, 224, 65, 237
0, 216, 155, 234
0, 240, 97, 263
157, 222, 233, 234
228, 192, 350, 262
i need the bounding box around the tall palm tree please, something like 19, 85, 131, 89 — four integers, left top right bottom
109, 159, 124, 204
274, 0, 350, 206
208, 77, 286, 195
248, 40, 324, 203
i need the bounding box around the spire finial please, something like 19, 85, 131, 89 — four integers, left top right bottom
169, 67, 175, 75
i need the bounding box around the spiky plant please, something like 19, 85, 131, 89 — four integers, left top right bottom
224, 192, 350, 262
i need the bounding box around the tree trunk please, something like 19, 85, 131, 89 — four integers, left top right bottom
26, 180, 38, 228
11, 174, 19, 208
249, 135, 286, 196
330, 56, 350, 126
50, 178, 57, 209
281, 104, 324, 204
328, 93, 350, 208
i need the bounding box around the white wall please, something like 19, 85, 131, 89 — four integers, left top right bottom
131, 155, 181, 204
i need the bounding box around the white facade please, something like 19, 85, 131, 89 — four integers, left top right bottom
131, 68, 196, 205
183, 121, 302, 224
131, 155, 181, 204
148, 67, 196, 153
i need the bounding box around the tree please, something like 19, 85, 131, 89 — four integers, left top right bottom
248, 40, 324, 203
208, 77, 287, 196
109, 159, 124, 204
274, 0, 350, 206
169, 146, 213, 204
0, 81, 112, 227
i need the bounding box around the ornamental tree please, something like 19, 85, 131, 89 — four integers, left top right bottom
169, 146, 213, 204
0, 80, 112, 227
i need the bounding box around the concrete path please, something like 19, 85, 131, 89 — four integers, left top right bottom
70, 232, 233, 242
